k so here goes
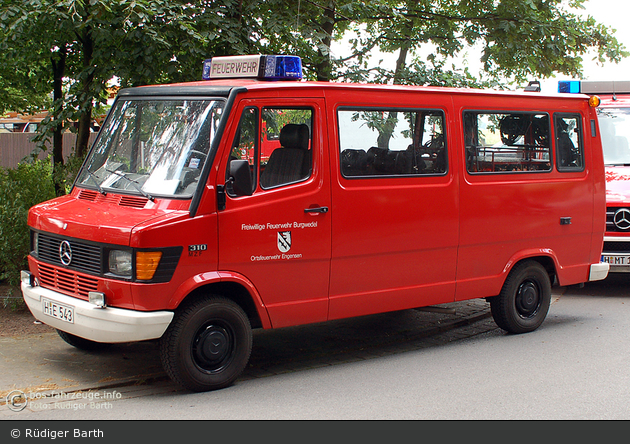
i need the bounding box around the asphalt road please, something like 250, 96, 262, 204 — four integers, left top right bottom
2, 274, 629, 420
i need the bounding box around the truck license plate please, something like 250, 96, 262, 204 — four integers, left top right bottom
42, 298, 74, 324
602, 255, 630, 266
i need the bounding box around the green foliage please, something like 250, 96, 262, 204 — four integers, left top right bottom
478, 0, 629, 81
0, 160, 56, 285
0, 0, 260, 170
52, 153, 85, 195
0, 0, 627, 177
262, 0, 627, 85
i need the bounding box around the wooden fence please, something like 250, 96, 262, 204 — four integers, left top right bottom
0, 133, 97, 169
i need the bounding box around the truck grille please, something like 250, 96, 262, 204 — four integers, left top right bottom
606, 207, 630, 233
37, 233, 102, 275
37, 263, 99, 298
603, 240, 630, 253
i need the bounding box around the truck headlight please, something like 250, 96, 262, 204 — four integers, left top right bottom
108, 250, 133, 276
106, 247, 177, 282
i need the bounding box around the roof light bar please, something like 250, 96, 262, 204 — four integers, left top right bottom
558, 80, 581, 94
202, 55, 303, 81
559, 80, 630, 94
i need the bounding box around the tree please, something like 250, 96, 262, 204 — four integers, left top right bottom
0, 0, 627, 194
256, 0, 368, 81
0, 0, 263, 194
252, 0, 626, 148
259, 0, 626, 85
0, 54, 51, 116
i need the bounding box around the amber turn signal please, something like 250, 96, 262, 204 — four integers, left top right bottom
136, 251, 163, 280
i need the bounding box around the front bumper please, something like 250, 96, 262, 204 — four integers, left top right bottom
21, 273, 173, 343
589, 261, 610, 281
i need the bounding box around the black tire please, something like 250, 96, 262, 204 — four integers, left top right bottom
490, 260, 551, 334
159, 295, 252, 392
56, 330, 111, 351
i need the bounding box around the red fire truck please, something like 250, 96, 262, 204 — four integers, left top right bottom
559, 80, 630, 273
21, 55, 608, 392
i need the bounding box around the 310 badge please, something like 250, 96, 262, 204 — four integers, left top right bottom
188, 244, 207, 257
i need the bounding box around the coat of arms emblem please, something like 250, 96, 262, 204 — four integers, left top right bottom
277, 231, 291, 253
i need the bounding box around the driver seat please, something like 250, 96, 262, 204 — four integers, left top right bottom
260, 124, 310, 188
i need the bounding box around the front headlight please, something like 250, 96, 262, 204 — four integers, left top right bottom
105, 246, 180, 282
108, 250, 133, 276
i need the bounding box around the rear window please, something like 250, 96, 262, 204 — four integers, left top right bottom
464, 111, 551, 173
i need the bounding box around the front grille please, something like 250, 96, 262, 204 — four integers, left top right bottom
37, 263, 99, 298
606, 207, 630, 233
37, 234, 102, 275
603, 240, 630, 253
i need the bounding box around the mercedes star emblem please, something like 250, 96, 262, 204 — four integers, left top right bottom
614, 208, 630, 231
59, 240, 73, 266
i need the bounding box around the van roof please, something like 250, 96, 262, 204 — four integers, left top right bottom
117, 79, 589, 102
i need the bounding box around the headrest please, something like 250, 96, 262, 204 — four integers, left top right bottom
279, 124, 309, 150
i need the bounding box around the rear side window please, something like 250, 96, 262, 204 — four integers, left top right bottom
465, 111, 551, 173
555, 114, 584, 171
338, 108, 447, 177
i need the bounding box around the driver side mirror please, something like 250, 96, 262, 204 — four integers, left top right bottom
228, 159, 254, 196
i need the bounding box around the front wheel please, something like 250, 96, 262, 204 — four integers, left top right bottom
490, 260, 551, 334
159, 295, 252, 392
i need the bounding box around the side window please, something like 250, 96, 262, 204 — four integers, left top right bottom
259, 108, 313, 189
338, 109, 446, 177
555, 114, 584, 171
227, 107, 258, 196
465, 112, 551, 173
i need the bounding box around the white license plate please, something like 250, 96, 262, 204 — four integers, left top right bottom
42, 298, 74, 324
602, 255, 630, 266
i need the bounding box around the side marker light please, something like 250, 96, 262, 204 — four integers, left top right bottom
589, 95, 601, 107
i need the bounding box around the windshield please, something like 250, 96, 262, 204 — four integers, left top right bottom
76, 98, 225, 198
597, 107, 630, 166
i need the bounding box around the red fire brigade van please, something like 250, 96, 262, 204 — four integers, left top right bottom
559, 80, 630, 273
21, 55, 608, 392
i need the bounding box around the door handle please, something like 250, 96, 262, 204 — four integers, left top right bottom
304, 206, 329, 214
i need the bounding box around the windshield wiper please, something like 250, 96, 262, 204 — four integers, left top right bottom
85, 170, 106, 195
105, 168, 154, 201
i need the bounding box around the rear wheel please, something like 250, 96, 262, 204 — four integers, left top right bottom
490, 260, 551, 334
159, 295, 252, 392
